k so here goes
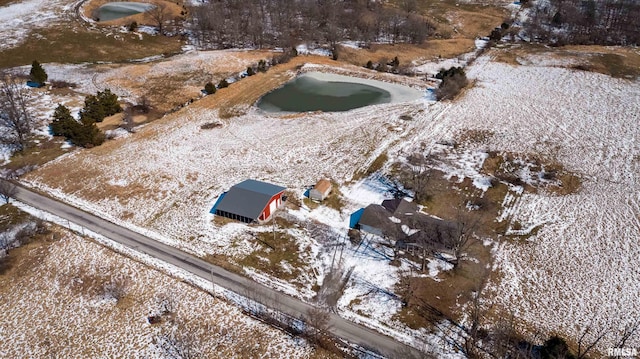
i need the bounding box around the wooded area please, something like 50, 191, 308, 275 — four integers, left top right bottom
189, 0, 435, 49
524, 0, 640, 45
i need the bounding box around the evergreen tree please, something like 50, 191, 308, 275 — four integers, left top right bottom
257, 59, 267, 73
79, 94, 105, 123
50, 104, 103, 147
97, 88, 122, 116
50, 104, 78, 138
76, 119, 105, 147
29, 60, 48, 87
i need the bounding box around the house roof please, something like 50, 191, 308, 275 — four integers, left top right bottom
381, 198, 417, 217
215, 179, 286, 220
406, 213, 460, 248
358, 204, 402, 238
313, 179, 332, 194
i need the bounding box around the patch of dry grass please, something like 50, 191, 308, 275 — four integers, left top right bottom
238, 231, 308, 284
0, 204, 31, 231
3, 137, 72, 172
338, 39, 476, 68
0, 26, 184, 69
492, 44, 640, 79
395, 239, 492, 327
388, 0, 509, 39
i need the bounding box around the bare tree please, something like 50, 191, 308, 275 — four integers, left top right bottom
400, 0, 418, 14
305, 307, 331, 343
446, 205, 480, 266
122, 107, 135, 133
613, 318, 640, 352
156, 319, 202, 359
0, 178, 17, 204
0, 76, 34, 151
401, 152, 434, 204
147, 2, 169, 35
576, 322, 609, 359
102, 275, 130, 302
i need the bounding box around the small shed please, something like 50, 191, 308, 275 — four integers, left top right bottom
213, 179, 286, 223
309, 179, 332, 202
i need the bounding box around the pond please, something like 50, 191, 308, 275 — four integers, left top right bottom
97, 2, 155, 21
257, 72, 422, 113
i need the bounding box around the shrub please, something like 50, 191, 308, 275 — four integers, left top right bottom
218, 79, 229, 89
79, 89, 121, 123
435, 67, 468, 101
246, 66, 255, 76
541, 336, 575, 359
50, 80, 77, 89
258, 59, 267, 72
365, 60, 373, 69
50, 104, 76, 138
200, 122, 222, 129
489, 28, 502, 41
79, 95, 105, 123
204, 82, 216, 95
128, 21, 138, 32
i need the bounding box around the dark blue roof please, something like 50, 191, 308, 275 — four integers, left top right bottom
234, 179, 286, 196
215, 179, 286, 220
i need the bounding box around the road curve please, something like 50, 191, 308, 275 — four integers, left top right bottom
9, 182, 424, 358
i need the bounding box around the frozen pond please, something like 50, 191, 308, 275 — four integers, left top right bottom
257, 72, 423, 113
97, 2, 155, 21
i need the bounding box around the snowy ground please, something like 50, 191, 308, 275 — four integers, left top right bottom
0, 224, 315, 358
20, 55, 468, 351
21, 52, 640, 351
0, 0, 80, 50
393, 56, 640, 349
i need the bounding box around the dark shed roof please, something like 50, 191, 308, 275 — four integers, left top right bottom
215, 179, 286, 221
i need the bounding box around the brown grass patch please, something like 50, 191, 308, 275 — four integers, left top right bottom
3, 137, 72, 172
353, 152, 388, 181
0, 204, 31, 231
395, 239, 492, 327
388, 0, 509, 39
492, 44, 640, 79
337, 39, 475, 68
239, 231, 306, 283
0, 26, 184, 69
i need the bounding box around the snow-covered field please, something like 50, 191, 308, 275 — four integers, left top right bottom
397, 57, 640, 349
0, 228, 314, 358
0, 0, 80, 50
22, 53, 640, 350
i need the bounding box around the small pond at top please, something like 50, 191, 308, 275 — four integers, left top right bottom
97, 2, 155, 21
257, 73, 393, 113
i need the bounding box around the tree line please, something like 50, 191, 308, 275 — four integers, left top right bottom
523, 0, 640, 46
189, 0, 435, 50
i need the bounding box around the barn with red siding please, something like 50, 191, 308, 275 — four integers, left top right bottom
212, 179, 286, 223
